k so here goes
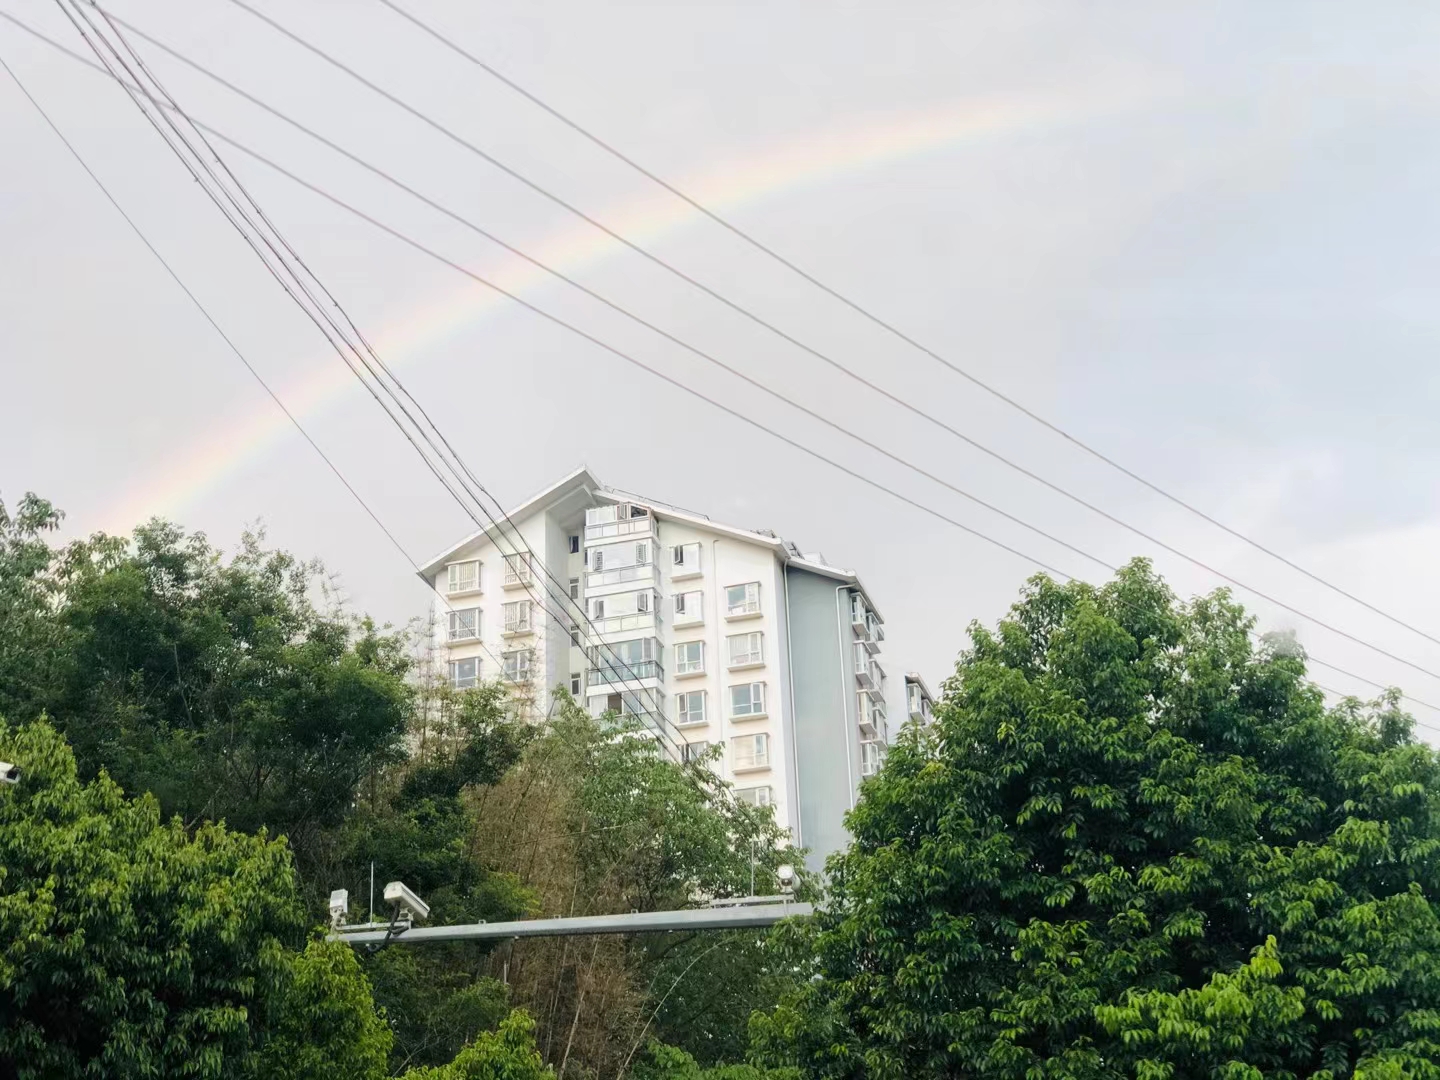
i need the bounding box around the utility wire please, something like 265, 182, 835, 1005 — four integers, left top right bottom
8, 11, 1437, 723
0, 40, 512, 676
169, 0, 1440, 684
54, 0, 695, 766
368, 0, 1440, 654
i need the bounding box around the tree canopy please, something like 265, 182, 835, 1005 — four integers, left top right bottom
756, 561, 1440, 1079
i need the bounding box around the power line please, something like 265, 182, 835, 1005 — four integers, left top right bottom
161, 0, 1440, 684
0, 39, 512, 676
367, 0, 1440, 655
53, 0, 745, 795
7, 11, 1437, 724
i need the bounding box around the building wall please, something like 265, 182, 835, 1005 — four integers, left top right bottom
657, 521, 795, 835
785, 567, 859, 869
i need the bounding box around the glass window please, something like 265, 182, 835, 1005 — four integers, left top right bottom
726, 582, 761, 617
569, 535, 580, 554
447, 560, 479, 594
727, 632, 764, 667
673, 591, 703, 622
732, 733, 770, 770
681, 740, 712, 763
569, 576, 580, 600
730, 682, 766, 718
502, 554, 534, 587
447, 607, 480, 641
502, 649, 533, 682
734, 785, 772, 807
675, 641, 704, 675
671, 543, 701, 572
502, 600, 532, 633
677, 691, 706, 726
570, 672, 582, 695
449, 657, 479, 689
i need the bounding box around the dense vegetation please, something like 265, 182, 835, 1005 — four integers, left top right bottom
751, 563, 1440, 1079
0, 494, 797, 1078
5, 491, 1439, 1078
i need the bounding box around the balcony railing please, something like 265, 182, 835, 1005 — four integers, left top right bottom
860, 741, 885, 777
587, 660, 664, 687
585, 517, 653, 542
850, 596, 869, 635
854, 645, 875, 687
586, 564, 655, 589
592, 611, 658, 635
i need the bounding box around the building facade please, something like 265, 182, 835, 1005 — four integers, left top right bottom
418, 468, 891, 868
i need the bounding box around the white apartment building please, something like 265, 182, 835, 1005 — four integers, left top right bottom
418, 467, 891, 868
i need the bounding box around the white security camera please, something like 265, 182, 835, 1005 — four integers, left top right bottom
383, 880, 430, 923
0, 762, 18, 786
329, 889, 349, 928
776, 863, 796, 893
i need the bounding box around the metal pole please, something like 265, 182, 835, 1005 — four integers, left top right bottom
331, 899, 812, 946
369, 862, 374, 924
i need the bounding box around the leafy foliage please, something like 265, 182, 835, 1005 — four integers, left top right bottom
399, 1010, 552, 1079
0, 717, 390, 1079
755, 561, 1440, 1078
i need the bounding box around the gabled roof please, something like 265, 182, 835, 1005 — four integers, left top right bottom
414, 468, 885, 620
415, 465, 601, 577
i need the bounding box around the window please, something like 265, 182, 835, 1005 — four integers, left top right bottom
860, 740, 885, 777
447, 607, 480, 641
503, 649, 533, 683
502, 600, 532, 634
674, 641, 705, 676
569, 577, 580, 600
671, 543, 701, 575
635, 541, 649, 565
734, 785, 773, 808
449, 657, 479, 689
570, 672, 582, 696
681, 740, 712, 763
591, 597, 606, 619
676, 691, 706, 726
447, 560, 479, 594
569, 535, 580, 554
673, 590, 703, 625
730, 682, 766, 718
570, 626, 581, 647
732, 733, 770, 771
727, 632, 764, 668
726, 582, 761, 617
502, 554, 534, 588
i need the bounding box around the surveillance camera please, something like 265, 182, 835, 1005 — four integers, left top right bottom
382, 880, 430, 923
0, 762, 18, 786
329, 889, 349, 928
776, 864, 796, 893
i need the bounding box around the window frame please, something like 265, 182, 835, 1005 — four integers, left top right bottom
447, 607, 481, 642
725, 581, 761, 618
446, 560, 480, 595
732, 732, 770, 771
676, 690, 706, 727
449, 656, 480, 689
727, 631, 764, 669
502, 599, 533, 634
729, 681, 766, 719
674, 640, 705, 676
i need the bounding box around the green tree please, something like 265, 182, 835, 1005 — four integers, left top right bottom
0, 494, 68, 726
755, 561, 1440, 1079
399, 1011, 552, 1079
0, 716, 391, 1079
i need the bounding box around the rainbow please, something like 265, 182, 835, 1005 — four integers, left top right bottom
100, 90, 1099, 533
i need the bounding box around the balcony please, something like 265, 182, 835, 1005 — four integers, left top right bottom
587, 660, 664, 687
586, 564, 655, 590
592, 611, 658, 635
853, 645, 875, 687
502, 605, 534, 637
860, 741, 885, 777
501, 561, 536, 591
585, 504, 653, 542
850, 595, 869, 636
863, 615, 884, 653
858, 703, 886, 739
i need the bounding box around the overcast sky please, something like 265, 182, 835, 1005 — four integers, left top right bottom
3, 0, 1438, 734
